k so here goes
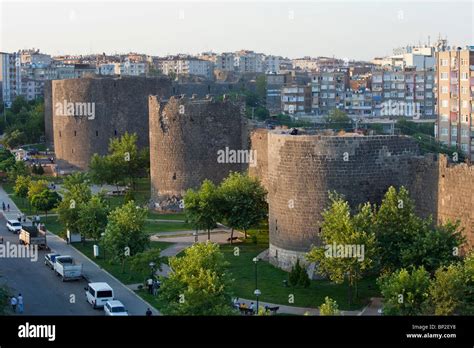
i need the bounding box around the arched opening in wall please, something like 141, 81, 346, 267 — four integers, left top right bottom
172, 173, 176, 180
71, 148, 74, 153
96, 131, 99, 137
207, 85, 211, 93
275, 219, 278, 231
74, 130, 77, 136
59, 131, 62, 138
114, 130, 117, 136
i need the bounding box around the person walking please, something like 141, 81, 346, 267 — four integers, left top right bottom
146, 308, 152, 316
7, 203, 10, 212
147, 278, 153, 294
2, 202, 5, 211
10, 296, 17, 313
17, 294, 23, 314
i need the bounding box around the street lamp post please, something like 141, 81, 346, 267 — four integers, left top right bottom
254, 289, 261, 315
101, 232, 106, 260
149, 262, 156, 279
253, 257, 259, 315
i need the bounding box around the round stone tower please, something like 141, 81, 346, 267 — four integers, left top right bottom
51, 76, 171, 171
148, 95, 248, 210
265, 131, 419, 271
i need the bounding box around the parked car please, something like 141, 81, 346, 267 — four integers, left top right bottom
6, 220, 22, 234
85, 282, 114, 309
104, 300, 128, 316
44, 253, 61, 269
54, 256, 83, 281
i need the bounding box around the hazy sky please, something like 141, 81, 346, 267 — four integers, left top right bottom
0, 0, 472, 60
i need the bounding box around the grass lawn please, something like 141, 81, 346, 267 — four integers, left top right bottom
143, 220, 194, 234
73, 240, 174, 285
2, 182, 14, 195
135, 289, 167, 311
147, 211, 186, 221
8, 194, 31, 213
40, 215, 66, 237
222, 227, 378, 311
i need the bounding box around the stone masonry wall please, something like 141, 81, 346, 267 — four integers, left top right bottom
265, 132, 420, 270
51, 76, 171, 171
149, 95, 248, 210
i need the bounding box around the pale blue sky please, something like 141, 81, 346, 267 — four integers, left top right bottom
0, 0, 472, 60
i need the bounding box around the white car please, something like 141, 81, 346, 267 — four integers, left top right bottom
104, 300, 128, 316
6, 220, 22, 233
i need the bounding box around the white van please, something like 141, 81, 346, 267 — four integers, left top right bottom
85, 282, 114, 309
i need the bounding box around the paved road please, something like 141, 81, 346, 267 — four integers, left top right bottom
0, 186, 159, 316
0, 215, 100, 316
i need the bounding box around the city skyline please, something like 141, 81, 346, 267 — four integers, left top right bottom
1, 1, 472, 60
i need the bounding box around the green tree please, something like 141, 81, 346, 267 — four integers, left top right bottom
30, 189, 61, 216
63, 172, 90, 189
0, 148, 16, 172
374, 186, 424, 272
219, 172, 268, 240
56, 182, 92, 237
374, 186, 463, 272
14, 175, 31, 203
89, 154, 117, 186
129, 248, 165, 282
27, 180, 49, 202
89, 133, 148, 189
306, 195, 377, 305
325, 109, 352, 131
427, 263, 465, 315
158, 242, 235, 315
76, 195, 109, 242
184, 180, 222, 241
7, 161, 29, 182
401, 220, 464, 273
3, 129, 27, 149
255, 75, 267, 102
103, 201, 148, 272
319, 297, 340, 316
377, 266, 431, 315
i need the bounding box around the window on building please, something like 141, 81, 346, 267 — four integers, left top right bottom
442, 86, 449, 94
441, 59, 448, 66
441, 128, 448, 135
442, 100, 449, 107
440, 72, 448, 80
461, 72, 469, 80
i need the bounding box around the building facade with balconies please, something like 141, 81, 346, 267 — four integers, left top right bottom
436, 47, 474, 159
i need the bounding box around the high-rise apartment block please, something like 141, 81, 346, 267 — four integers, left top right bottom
436, 46, 474, 159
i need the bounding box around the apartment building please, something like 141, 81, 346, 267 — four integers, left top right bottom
0, 52, 22, 105
159, 57, 213, 79
371, 67, 435, 118
234, 50, 264, 73
343, 89, 373, 116
215, 53, 235, 72
310, 69, 350, 115
281, 84, 312, 115
436, 47, 474, 159
119, 60, 147, 76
